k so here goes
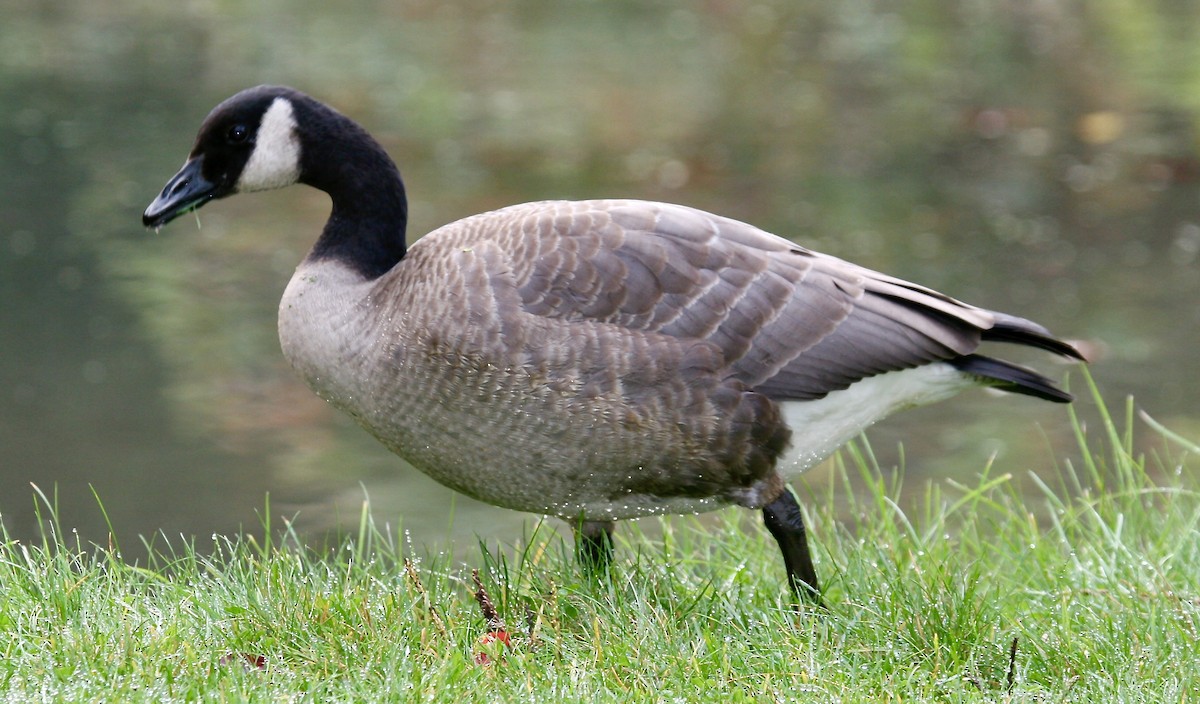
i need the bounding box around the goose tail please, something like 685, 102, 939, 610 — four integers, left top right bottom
949, 354, 1073, 403
984, 313, 1086, 360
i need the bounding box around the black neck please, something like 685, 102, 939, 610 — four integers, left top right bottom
296, 98, 408, 280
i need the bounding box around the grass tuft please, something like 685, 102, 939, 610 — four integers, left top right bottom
1, 382, 1197, 700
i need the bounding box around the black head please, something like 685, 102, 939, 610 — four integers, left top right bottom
144, 85, 409, 278
143, 85, 307, 228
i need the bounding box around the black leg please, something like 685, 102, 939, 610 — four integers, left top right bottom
574, 520, 616, 575
762, 489, 823, 607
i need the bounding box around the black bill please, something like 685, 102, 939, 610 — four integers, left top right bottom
143, 157, 217, 228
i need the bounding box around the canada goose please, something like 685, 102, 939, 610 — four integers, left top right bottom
144, 85, 1082, 606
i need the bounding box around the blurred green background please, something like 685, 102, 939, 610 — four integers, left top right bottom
1, 0, 1197, 554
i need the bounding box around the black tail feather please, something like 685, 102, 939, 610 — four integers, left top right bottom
985, 313, 1086, 361
949, 354, 1073, 403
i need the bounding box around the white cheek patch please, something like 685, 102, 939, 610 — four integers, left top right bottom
237, 97, 301, 193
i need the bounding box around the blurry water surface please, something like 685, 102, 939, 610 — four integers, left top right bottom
2, 1, 1197, 555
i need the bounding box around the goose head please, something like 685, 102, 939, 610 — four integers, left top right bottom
143, 85, 306, 228
144, 86, 408, 278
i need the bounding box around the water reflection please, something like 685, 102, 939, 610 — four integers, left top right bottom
1, 1, 1197, 556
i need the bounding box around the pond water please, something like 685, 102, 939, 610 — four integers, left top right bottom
2, 1, 1197, 557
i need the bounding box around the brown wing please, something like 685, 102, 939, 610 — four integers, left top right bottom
479, 199, 997, 400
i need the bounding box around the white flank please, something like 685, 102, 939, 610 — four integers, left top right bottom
237, 97, 301, 193
777, 363, 976, 477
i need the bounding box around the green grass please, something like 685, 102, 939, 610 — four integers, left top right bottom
1, 383, 1198, 702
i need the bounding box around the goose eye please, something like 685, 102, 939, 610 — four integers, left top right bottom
226, 124, 249, 145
